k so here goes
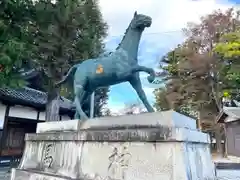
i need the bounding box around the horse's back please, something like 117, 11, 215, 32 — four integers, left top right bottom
74, 56, 112, 77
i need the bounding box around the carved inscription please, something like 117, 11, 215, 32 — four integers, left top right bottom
107, 145, 132, 180
82, 145, 132, 180
42, 143, 54, 169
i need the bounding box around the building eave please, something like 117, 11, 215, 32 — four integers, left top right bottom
217, 107, 240, 123
0, 87, 74, 114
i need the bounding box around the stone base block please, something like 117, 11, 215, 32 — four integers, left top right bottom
12, 130, 215, 179
12, 142, 215, 180
10, 112, 216, 180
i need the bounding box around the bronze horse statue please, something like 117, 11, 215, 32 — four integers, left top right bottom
56, 12, 155, 120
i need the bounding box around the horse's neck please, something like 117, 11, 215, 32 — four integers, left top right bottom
118, 29, 143, 60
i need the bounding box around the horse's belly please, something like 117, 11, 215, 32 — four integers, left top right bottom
88, 73, 128, 88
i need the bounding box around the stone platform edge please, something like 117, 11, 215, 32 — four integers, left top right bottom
11, 168, 88, 180
26, 125, 210, 143
36, 111, 197, 133
215, 162, 240, 170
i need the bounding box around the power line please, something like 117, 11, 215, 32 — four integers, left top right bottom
105, 29, 183, 39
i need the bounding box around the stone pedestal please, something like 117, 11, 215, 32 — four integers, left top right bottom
10, 110, 216, 180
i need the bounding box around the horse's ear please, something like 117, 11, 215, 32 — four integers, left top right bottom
134, 11, 137, 17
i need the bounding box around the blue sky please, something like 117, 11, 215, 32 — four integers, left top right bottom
99, 0, 239, 112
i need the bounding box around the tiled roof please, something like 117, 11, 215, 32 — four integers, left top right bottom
0, 87, 74, 111
223, 107, 240, 119
217, 106, 240, 123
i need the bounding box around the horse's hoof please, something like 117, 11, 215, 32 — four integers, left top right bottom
82, 116, 89, 121
147, 76, 154, 83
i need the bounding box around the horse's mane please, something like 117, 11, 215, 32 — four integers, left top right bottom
116, 18, 133, 50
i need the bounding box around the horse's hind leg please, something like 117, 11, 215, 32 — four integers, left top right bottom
74, 90, 92, 119
74, 97, 81, 119
74, 111, 80, 119
74, 84, 89, 120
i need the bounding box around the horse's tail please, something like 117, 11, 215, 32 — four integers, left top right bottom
55, 64, 78, 87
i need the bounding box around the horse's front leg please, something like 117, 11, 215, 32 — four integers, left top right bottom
129, 76, 155, 112
131, 65, 155, 83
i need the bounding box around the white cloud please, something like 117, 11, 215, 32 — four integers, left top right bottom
107, 103, 125, 114
99, 0, 234, 37
143, 87, 155, 100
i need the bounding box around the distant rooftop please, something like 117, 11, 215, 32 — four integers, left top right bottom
217, 106, 240, 123
0, 87, 74, 113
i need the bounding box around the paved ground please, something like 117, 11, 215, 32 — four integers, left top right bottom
0, 168, 239, 180
213, 156, 240, 179
216, 170, 240, 180
0, 168, 10, 180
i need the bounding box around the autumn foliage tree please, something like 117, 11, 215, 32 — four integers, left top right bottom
154, 8, 240, 155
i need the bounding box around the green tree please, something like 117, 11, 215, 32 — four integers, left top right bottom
214, 31, 240, 98
0, 0, 34, 88
32, 0, 108, 121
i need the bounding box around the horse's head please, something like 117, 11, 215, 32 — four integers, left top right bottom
130, 11, 152, 30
